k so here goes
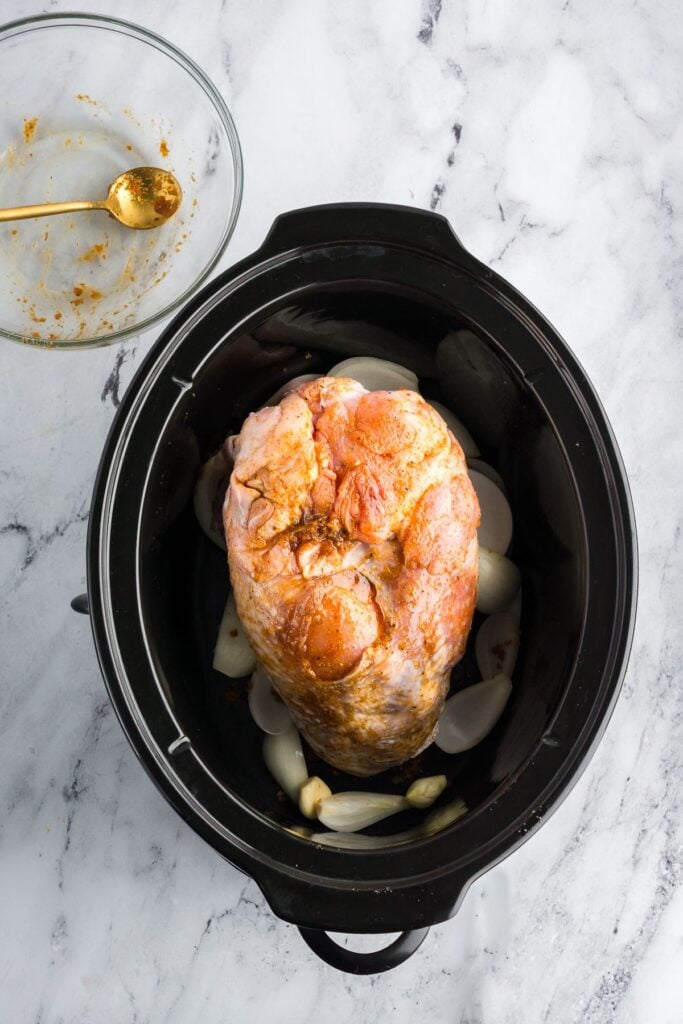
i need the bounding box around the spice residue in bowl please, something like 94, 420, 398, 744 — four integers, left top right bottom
78, 242, 108, 263
71, 283, 104, 307
0, 97, 194, 344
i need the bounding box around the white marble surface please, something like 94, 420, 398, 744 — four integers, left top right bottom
1, 0, 681, 1020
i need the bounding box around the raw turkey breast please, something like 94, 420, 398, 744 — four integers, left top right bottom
224, 376, 479, 776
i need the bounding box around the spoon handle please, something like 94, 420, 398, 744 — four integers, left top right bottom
0, 199, 104, 223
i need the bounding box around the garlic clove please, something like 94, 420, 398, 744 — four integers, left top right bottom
435, 675, 513, 754
477, 548, 521, 615
469, 470, 513, 554
262, 726, 308, 802
299, 776, 332, 819
213, 592, 257, 678
405, 775, 447, 809
428, 401, 480, 458
317, 791, 409, 833
328, 356, 418, 392
248, 665, 292, 734
475, 612, 520, 680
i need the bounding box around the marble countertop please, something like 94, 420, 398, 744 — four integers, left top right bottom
1, 1, 681, 1021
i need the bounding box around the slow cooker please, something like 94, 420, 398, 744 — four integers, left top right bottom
75, 204, 637, 973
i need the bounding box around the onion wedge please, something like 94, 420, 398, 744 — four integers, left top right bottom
435, 675, 513, 754
467, 458, 505, 492
475, 612, 520, 680
263, 726, 308, 801
213, 592, 257, 678
193, 446, 233, 550
317, 791, 409, 833
477, 548, 521, 615
328, 356, 418, 392
421, 798, 468, 835
469, 470, 513, 554
248, 665, 292, 734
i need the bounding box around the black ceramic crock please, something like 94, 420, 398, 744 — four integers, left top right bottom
80, 204, 637, 974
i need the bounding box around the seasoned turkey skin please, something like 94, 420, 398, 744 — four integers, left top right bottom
224, 376, 479, 776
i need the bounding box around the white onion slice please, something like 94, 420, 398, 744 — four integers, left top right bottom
317, 791, 409, 833
263, 726, 308, 801
328, 356, 418, 392
475, 612, 520, 681
212, 592, 257, 678
311, 831, 386, 849
469, 470, 513, 554
467, 458, 505, 492
311, 829, 418, 849
477, 548, 521, 615
193, 449, 231, 550
264, 373, 320, 406
435, 674, 513, 754
428, 401, 480, 458
248, 665, 292, 734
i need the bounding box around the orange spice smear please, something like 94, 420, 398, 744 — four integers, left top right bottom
77, 242, 108, 263
23, 117, 38, 143
71, 283, 104, 308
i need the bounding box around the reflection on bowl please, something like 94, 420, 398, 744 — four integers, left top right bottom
0, 13, 242, 348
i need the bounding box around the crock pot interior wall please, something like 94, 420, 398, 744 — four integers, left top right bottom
136, 287, 585, 841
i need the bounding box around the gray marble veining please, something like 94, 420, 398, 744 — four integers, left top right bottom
1, 1, 681, 1021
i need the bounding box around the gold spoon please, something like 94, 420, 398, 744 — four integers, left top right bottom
0, 166, 182, 229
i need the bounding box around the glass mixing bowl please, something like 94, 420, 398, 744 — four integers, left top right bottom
0, 13, 243, 349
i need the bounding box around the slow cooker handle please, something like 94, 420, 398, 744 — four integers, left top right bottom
297, 925, 430, 974
260, 203, 474, 266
